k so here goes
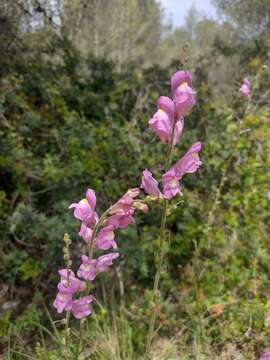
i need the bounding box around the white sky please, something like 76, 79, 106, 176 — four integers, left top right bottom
159, 0, 217, 27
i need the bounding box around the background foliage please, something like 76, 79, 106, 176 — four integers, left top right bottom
0, 0, 270, 358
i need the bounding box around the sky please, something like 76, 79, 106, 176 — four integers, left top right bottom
159, 0, 217, 27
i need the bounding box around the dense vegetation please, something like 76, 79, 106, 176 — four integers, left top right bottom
0, 0, 270, 358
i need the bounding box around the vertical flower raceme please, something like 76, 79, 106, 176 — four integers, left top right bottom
54, 187, 144, 320
240, 78, 251, 99
145, 70, 201, 353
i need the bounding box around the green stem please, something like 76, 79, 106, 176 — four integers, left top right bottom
145, 115, 178, 353
75, 320, 83, 359
63, 311, 70, 359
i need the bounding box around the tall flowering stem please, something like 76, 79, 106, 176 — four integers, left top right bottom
145, 104, 178, 353
143, 70, 201, 353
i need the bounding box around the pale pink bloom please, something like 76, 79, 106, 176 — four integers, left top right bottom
174, 84, 196, 117
57, 275, 86, 294
173, 142, 202, 179
53, 270, 86, 314
109, 195, 134, 216
107, 211, 135, 229
58, 269, 86, 293
162, 168, 182, 200
240, 78, 250, 98
77, 255, 97, 281
96, 252, 119, 273
141, 169, 162, 197
260, 352, 270, 360
53, 292, 73, 313
58, 269, 75, 280
71, 295, 95, 319
149, 109, 170, 144
96, 225, 117, 250
171, 71, 196, 117
79, 223, 93, 244
69, 188, 97, 226
171, 71, 193, 95
149, 96, 175, 144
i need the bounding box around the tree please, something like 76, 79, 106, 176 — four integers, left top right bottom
61, 0, 164, 68
213, 0, 270, 35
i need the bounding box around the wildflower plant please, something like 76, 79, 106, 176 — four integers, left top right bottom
52, 69, 202, 355
142, 70, 202, 352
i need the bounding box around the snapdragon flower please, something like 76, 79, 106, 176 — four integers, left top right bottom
77, 253, 120, 281
69, 189, 98, 227
141, 169, 162, 197
96, 225, 117, 250
53, 270, 88, 315
71, 295, 95, 319
162, 168, 182, 200
173, 142, 202, 179
171, 70, 196, 117
149, 96, 184, 146
79, 223, 93, 244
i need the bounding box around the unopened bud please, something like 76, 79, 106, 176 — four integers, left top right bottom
63, 233, 71, 243
133, 201, 149, 213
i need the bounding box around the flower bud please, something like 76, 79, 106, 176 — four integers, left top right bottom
133, 201, 149, 213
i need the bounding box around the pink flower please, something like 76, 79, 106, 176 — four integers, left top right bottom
96, 225, 117, 250
260, 353, 270, 360
53, 269, 86, 314
149, 96, 175, 144
149, 96, 184, 146
69, 189, 98, 226
171, 71, 196, 117
77, 255, 97, 281
57, 271, 86, 294
109, 195, 134, 216
96, 252, 119, 273
79, 223, 93, 244
71, 295, 95, 319
173, 142, 202, 179
141, 169, 162, 197
53, 292, 73, 313
240, 78, 250, 98
59, 269, 75, 280
162, 168, 182, 200
107, 211, 135, 229
107, 192, 137, 229
171, 71, 193, 95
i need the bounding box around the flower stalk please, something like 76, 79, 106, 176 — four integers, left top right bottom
145, 110, 178, 353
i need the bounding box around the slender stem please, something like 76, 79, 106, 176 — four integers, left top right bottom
63, 311, 70, 359
75, 320, 83, 359
145, 115, 178, 353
